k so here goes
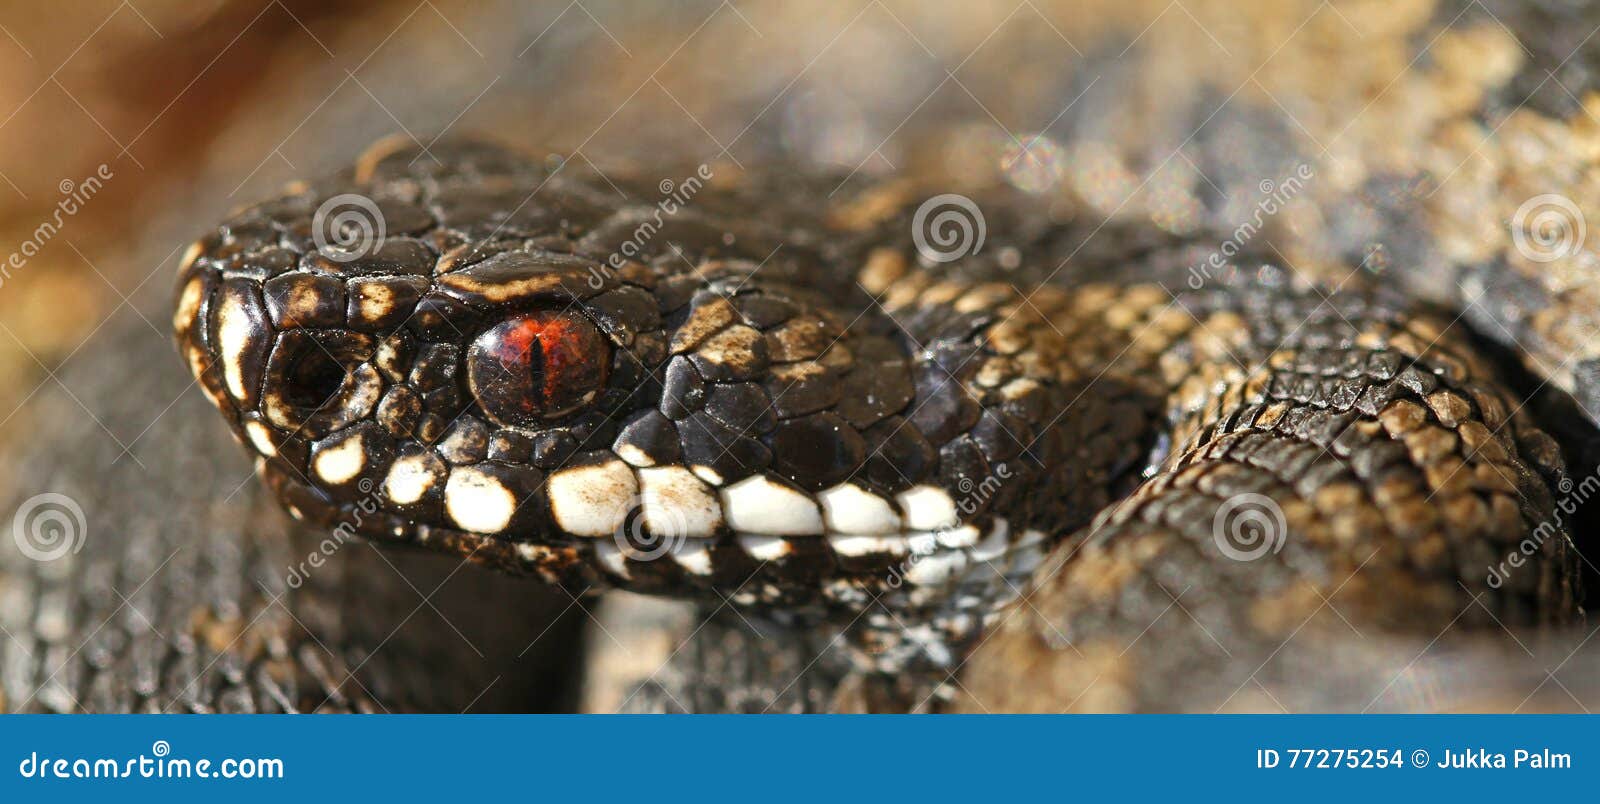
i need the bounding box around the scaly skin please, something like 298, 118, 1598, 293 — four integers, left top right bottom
170, 137, 1580, 710
1, 0, 1595, 716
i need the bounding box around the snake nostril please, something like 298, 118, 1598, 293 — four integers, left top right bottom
283, 349, 347, 415
260, 330, 382, 437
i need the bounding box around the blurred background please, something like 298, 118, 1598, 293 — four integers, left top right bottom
0, 0, 1595, 499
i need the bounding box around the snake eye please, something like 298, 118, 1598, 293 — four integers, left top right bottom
467, 310, 610, 426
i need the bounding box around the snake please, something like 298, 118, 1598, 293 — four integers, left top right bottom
157, 127, 1580, 711
6, 0, 1600, 713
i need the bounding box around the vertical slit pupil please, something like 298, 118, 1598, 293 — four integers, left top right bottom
526, 339, 546, 409
467, 310, 611, 426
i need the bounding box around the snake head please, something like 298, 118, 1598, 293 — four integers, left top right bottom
172, 136, 1068, 626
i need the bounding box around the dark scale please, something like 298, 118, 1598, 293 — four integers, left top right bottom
436, 417, 490, 465
306, 237, 436, 277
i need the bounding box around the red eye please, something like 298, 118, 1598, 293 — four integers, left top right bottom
467, 310, 610, 426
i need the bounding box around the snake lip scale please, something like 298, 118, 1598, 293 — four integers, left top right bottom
172, 135, 1582, 684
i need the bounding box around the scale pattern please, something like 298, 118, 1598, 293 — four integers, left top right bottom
171, 138, 1580, 700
